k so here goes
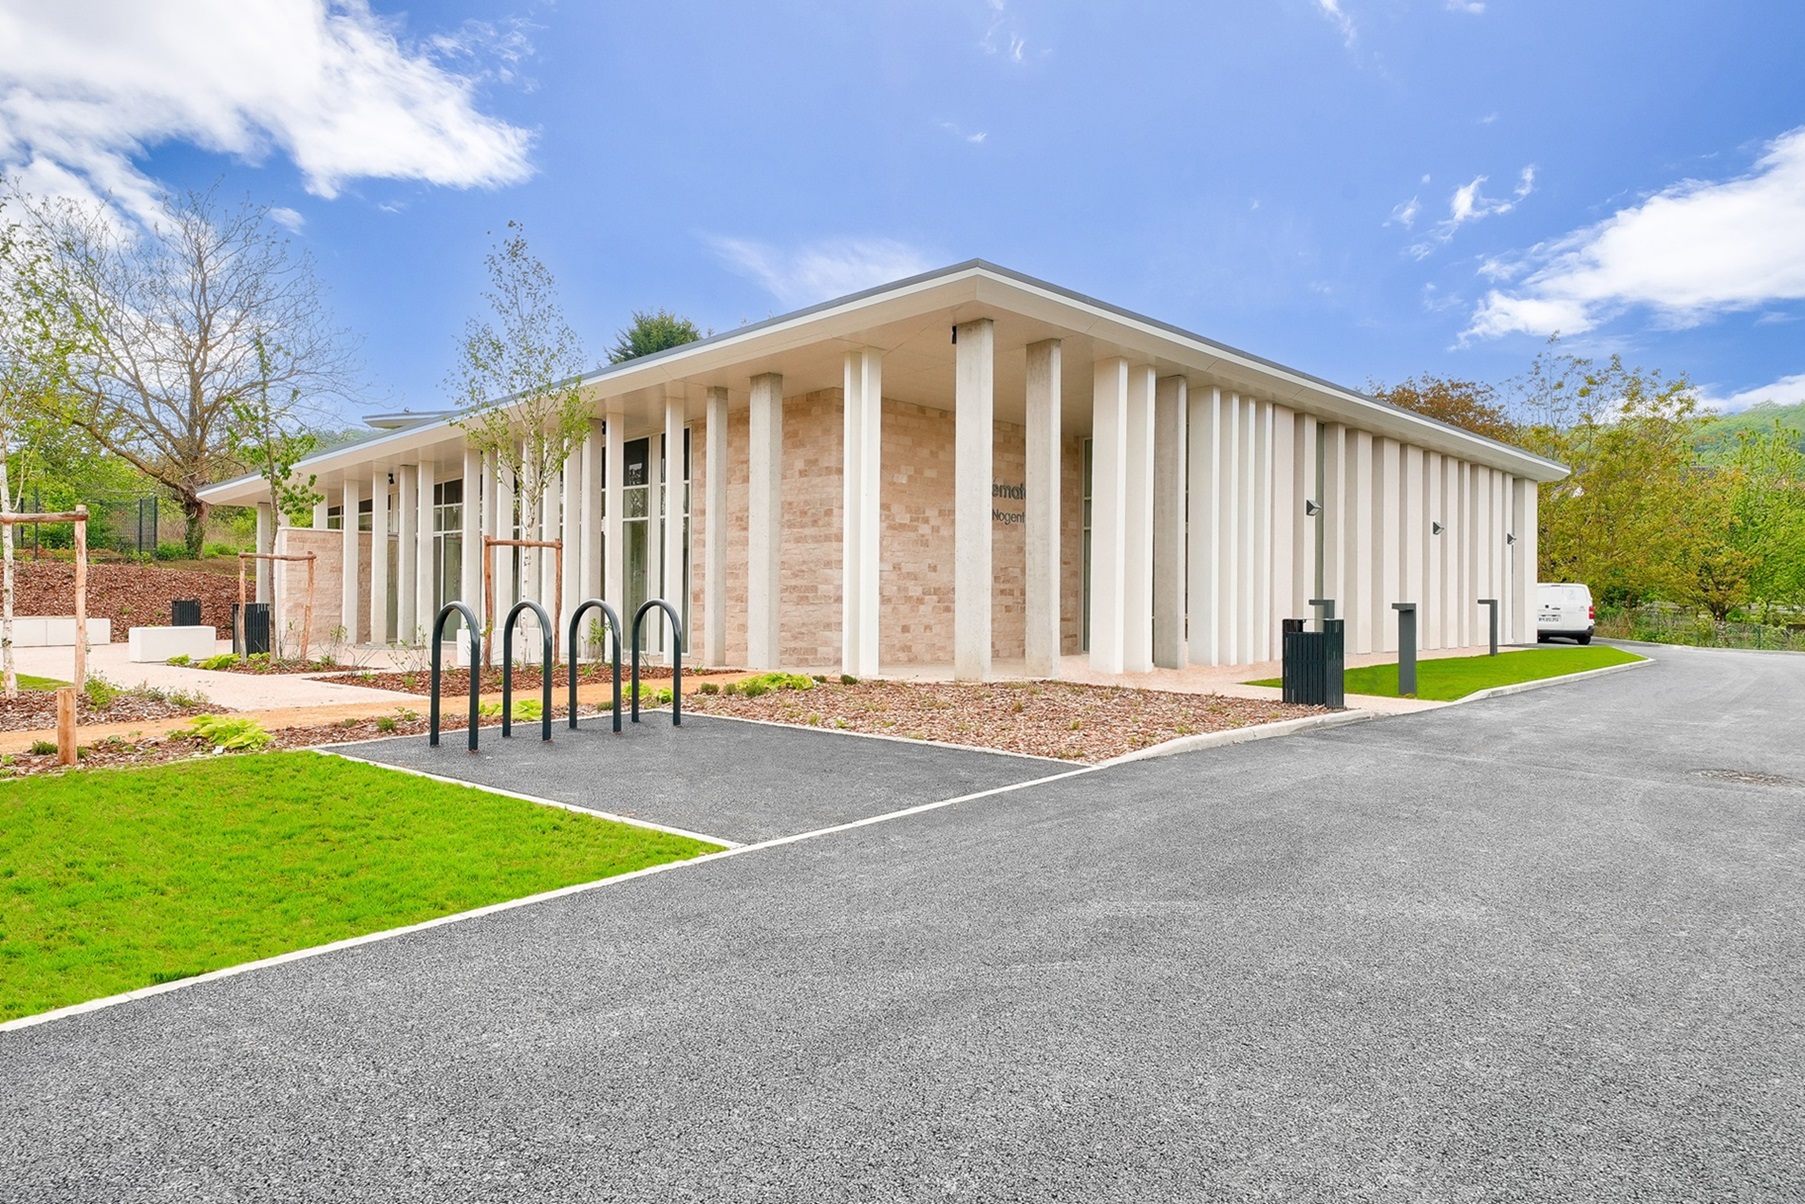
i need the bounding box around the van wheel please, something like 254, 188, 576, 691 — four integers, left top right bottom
1576, 634, 1592, 645
1536, 634, 1548, 643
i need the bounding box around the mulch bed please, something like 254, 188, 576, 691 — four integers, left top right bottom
0, 688, 216, 734
313, 662, 728, 696
11, 561, 241, 638
686, 679, 1327, 762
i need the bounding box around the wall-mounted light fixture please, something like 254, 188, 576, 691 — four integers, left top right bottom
387, 472, 395, 486
1506, 532, 1517, 546
1431, 521, 1444, 535
1304, 499, 1322, 517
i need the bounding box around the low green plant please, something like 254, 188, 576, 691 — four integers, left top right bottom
477, 698, 544, 721
28, 740, 56, 756
165, 688, 212, 709
375, 716, 398, 733
726, 672, 815, 699
840, 674, 859, 686
166, 654, 192, 667
197, 653, 240, 671
639, 686, 673, 707
82, 675, 119, 709
173, 714, 273, 751
697, 681, 720, 695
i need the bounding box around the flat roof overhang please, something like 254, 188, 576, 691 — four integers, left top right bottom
199, 260, 1568, 506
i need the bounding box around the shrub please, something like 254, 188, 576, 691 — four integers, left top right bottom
83, 675, 119, 709
166, 654, 192, 666
840, 674, 859, 686
204, 542, 236, 558
375, 716, 398, 733
165, 688, 211, 709
697, 681, 720, 695
197, 653, 240, 671
173, 714, 273, 751
28, 740, 56, 756
641, 686, 673, 707
155, 542, 188, 561
726, 671, 815, 700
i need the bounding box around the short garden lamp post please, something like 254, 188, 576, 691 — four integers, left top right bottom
1392, 602, 1418, 697
1309, 597, 1336, 631
1478, 598, 1499, 657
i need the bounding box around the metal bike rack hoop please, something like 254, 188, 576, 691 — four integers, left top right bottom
567, 598, 624, 733
630, 598, 686, 726
429, 601, 482, 752
501, 599, 554, 742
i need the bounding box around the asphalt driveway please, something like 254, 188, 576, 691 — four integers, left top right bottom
3, 643, 1801, 1201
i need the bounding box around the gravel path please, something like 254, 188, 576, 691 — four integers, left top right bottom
2, 642, 1801, 1201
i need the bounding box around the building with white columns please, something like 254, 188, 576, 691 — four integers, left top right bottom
198, 262, 1566, 677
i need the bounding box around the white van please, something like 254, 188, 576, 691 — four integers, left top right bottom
1537, 582, 1595, 645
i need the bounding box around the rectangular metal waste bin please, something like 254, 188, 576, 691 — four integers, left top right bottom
1282, 618, 1345, 708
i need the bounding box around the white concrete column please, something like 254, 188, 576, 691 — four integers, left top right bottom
1271, 406, 1296, 648
1218, 394, 1243, 663
561, 444, 580, 646
1494, 471, 1511, 639
1425, 451, 1444, 649
311, 499, 328, 530
397, 466, 417, 642
954, 319, 995, 681
1089, 357, 1129, 675
1024, 340, 1062, 678
580, 419, 603, 607
414, 461, 435, 640
369, 470, 390, 645
538, 469, 558, 622
1121, 365, 1156, 674
1403, 445, 1425, 623
340, 477, 361, 645
1516, 478, 1538, 644
842, 350, 883, 678
1238, 395, 1259, 663
1152, 375, 1187, 670
1251, 400, 1274, 661
254, 504, 272, 600
1186, 385, 1222, 666
1320, 424, 1347, 625
1462, 461, 1479, 646
704, 389, 728, 667
747, 372, 784, 670
604, 407, 625, 612
663, 394, 687, 660
1474, 465, 1492, 623
493, 452, 516, 626
460, 449, 481, 622
1440, 455, 1458, 648
1348, 431, 1374, 655
1292, 414, 1318, 620
1374, 438, 1400, 653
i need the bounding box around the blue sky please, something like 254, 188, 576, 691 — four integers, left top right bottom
5, 0, 1804, 420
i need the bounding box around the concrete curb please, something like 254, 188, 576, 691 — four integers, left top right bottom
1098, 708, 1379, 767
1448, 654, 1653, 705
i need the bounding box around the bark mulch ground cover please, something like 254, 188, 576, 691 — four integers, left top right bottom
315, 662, 730, 696
686, 677, 1327, 762
0, 681, 217, 734
13, 561, 242, 638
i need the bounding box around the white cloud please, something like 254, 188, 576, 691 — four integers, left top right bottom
1408, 165, 1534, 258
1467, 128, 1805, 339
938, 120, 988, 145
1316, 0, 1357, 47
269, 205, 305, 232
1446, 0, 1486, 12
1388, 196, 1421, 229
980, 0, 1027, 63
706, 236, 938, 310
1698, 372, 1805, 414
0, 0, 534, 223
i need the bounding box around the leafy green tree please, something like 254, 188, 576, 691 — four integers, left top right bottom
227, 338, 324, 534
1371, 375, 1520, 444
607, 308, 703, 363
1720, 425, 1805, 613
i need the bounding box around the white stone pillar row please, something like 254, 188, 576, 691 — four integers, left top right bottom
1121, 365, 1156, 674
1185, 385, 1222, 666
603, 405, 625, 616
1292, 413, 1318, 621
459, 449, 480, 626
580, 419, 603, 610
369, 470, 391, 645
1402, 445, 1425, 633
1238, 395, 1260, 663
1495, 471, 1512, 640
1151, 374, 1187, 671
493, 451, 516, 629
397, 466, 417, 642
1271, 406, 1296, 651
746, 373, 784, 671
254, 504, 272, 600
340, 477, 361, 645
1461, 461, 1478, 646
842, 350, 883, 679
414, 460, 435, 640
1348, 431, 1374, 655
1089, 357, 1130, 675
662, 393, 687, 662
1218, 395, 1243, 663
1024, 340, 1062, 679
1440, 456, 1458, 649
1251, 401, 1275, 661
703, 389, 728, 667
1321, 424, 1348, 630
311, 499, 328, 529
1516, 478, 1539, 644
954, 319, 996, 682
560, 444, 580, 650
1374, 438, 1400, 653
1425, 452, 1444, 649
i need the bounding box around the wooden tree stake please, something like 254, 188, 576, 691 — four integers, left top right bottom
55, 686, 77, 766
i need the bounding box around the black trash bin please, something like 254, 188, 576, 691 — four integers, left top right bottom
172, 599, 202, 627
1281, 617, 1345, 708
241, 602, 271, 656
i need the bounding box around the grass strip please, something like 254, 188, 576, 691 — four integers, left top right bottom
0, 752, 721, 1022
13, 674, 71, 691
1247, 644, 1643, 701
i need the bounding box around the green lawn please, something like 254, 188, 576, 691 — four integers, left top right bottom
0, 753, 722, 1022
13, 674, 70, 691
1248, 644, 1644, 701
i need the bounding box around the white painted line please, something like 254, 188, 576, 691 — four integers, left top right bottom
1098, 708, 1379, 766
0, 760, 1093, 1035
1447, 654, 1652, 705
687, 710, 1076, 765
315, 749, 741, 849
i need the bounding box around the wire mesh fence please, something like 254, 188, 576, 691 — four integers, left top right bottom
1596, 607, 1805, 652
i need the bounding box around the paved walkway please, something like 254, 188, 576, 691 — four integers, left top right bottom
3, 643, 1801, 1199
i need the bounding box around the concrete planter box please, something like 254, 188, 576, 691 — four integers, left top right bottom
128, 626, 220, 663
9, 616, 113, 646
